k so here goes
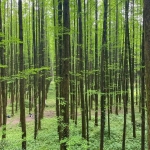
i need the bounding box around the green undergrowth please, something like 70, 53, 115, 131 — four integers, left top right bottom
0, 117, 59, 150
0, 112, 147, 150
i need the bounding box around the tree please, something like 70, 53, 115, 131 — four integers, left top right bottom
60, 0, 70, 149
100, 0, 108, 149
141, 31, 145, 150
32, 0, 38, 139
18, 0, 26, 149
143, 0, 150, 149
10, 0, 14, 116
129, 0, 136, 138
122, 0, 129, 149
95, 0, 98, 127
0, 0, 7, 139
41, 0, 46, 121
55, 0, 63, 141
78, 0, 86, 140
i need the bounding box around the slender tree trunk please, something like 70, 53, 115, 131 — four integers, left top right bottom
32, 0, 38, 140
107, 0, 112, 138
84, 0, 89, 142
143, 0, 150, 149
60, 0, 70, 149
141, 32, 145, 150
70, 1, 76, 120
122, 0, 129, 149
115, 0, 119, 115
129, 0, 136, 138
15, 8, 19, 112
37, 0, 42, 130
27, 2, 32, 114
18, 0, 26, 149
10, 0, 14, 116
78, 0, 86, 139
41, 1, 46, 120
0, 0, 7, 139
57, 0, 63, 141
95, 0, 98, 127
100, 0, 108, 149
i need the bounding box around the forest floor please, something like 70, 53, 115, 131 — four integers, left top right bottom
0, 82, 147, 150
4, 93, 137, 131
4, 95, 56, 128
6, 109, 56, 127
0, 100, 147, 150
5, 102, 133, 127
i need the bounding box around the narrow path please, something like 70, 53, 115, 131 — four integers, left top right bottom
5, 110, 56, 127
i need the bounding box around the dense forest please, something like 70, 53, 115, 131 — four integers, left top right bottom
0, 0, 150, 150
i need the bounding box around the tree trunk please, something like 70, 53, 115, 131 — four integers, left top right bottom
41, 0, 46, 120
57, 0, 63, 141
78, 0, 86, 140
143, 0, 150, 149
95, 0, 98, 127
100, 0, 108, 149
141, 32, 145, 150
60, 0, 70, 149
122, 0, 129, 149
0, 0, 7, 139
32, 0, 38, 139
18, 0, 26, 149
10, 0, 14, 116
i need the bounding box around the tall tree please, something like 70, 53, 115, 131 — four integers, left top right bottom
95, 0, 98, 127
100, 0, 108, 149
41, 1, 46, 119
32, 0, 38, 139
56, 0, 63, 141
0, 0, 7, 139
18, 0, 26, 149
27, 0, 32, 115
143, 0, 150, 149
78, 0, 86, 139
84, 0, 89, 142
141, 31, 145, 150
60, 0, 70, 149
10, 0, 14, 116
122, 0, 129, 149
129, 0, 136, 138
15, 2, 19, 112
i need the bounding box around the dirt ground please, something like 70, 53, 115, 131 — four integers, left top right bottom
5, 110, 56, 127
3, 99, 56, 127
